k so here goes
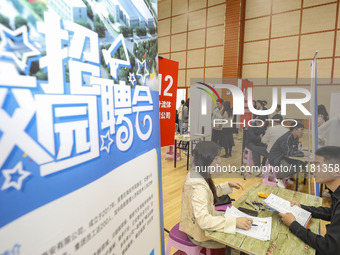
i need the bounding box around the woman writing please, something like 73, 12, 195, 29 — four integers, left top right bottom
179, 141, 253, 251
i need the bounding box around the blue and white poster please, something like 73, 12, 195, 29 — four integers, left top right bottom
0, 0, 163, 254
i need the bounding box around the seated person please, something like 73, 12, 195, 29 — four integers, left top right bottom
279, 146, 340, 255
252, 114, 287, 172
180, 141, 253, 250
245, 117, 266, 151
268, 123, 310, 188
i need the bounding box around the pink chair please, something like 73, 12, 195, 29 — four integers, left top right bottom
164, 144, 182, 161
166, 223, 211, 255
242, 147, 254, 166
262, 160, 286, 188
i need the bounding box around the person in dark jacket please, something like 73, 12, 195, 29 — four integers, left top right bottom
279, 146, 340, 255
182, 99, 189, 134
253, 100, 269, 123
268, 123, 310, 187
245, 117, 266, 152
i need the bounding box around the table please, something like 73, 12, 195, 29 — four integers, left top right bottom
174, 134, 210, 170
174, 134, 191, 169
206, 183, 322, 255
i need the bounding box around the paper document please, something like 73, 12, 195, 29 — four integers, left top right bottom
263, 194, 311, 227
224, 206, 272, 241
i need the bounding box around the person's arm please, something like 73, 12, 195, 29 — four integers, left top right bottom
281, 134, 304, 157
289, 209, 340, 255
290, 149, 304, 157
279, 134, 291, 157
215, 182, 233, 197
289, 139, 304, 157
182, 107, 188, 121
318, 122, 328, 146
261, 129, 271, 145
247, 128, 262, 144
301, 204, 332, 221
191, 183, 236, 234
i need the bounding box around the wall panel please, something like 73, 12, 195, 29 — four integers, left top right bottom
242, 0, 339, 88
158, 0, 227, 90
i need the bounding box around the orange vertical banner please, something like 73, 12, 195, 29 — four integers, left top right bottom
159, 57, 179, 147
240, 79, 254, 127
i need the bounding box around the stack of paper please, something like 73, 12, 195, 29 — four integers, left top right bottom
263, 194, 312, 228
224, 206, 272, 241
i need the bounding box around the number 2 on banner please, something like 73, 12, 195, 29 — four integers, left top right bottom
159, 74, 173, 97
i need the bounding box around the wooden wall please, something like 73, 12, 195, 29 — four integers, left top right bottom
242, 0, 340, 86
158, 0, 226, 93
158, 0, 340, 115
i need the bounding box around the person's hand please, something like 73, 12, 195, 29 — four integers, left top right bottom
228, 182, 244, 190
278, 212, 296, 227
236, 217, 253, 230
290, 201, 301, 207
304, 151, 311, 157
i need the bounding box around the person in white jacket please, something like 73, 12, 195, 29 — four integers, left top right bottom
180, 141, 252, 250
252, 114, 287, 173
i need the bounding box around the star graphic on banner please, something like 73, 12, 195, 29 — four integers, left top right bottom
136, 59, 150, 86
100, 130, 114, 154
0, 24, 40, 74
128, 72, 137, 86
1, 161, 31, 191
102, 34, 131, 81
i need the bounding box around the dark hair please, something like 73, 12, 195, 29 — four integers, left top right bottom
222, 101, 232, 118
181, 100, 185, 104
192, 141, 220, 203
277, 104, 281, 110
272, 114, 283, 123
256, 100, 263, 109
289, 122, 304, 131
318, 104, 329, 122
315, 146, 340, 165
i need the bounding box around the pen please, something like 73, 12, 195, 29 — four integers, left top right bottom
252, 224, 258, 226
245, 201, 257, 210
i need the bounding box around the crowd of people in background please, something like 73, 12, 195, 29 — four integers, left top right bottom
175, 97, 339, 193
243, 100, 309, 187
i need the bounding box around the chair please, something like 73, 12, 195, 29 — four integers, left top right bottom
166, 223, 211, 255
262, 160, 286, 188
164, 143, 182, 161
242, 147, 254, 166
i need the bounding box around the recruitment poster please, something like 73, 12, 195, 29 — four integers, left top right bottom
159, 57, 178, 147
0, 0, 164, 254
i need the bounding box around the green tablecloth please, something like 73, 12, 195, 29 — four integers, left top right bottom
206, 183, 322, 255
